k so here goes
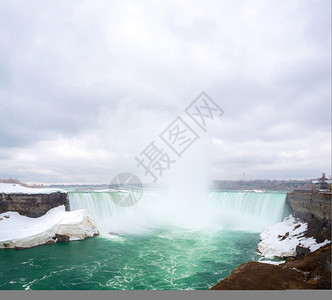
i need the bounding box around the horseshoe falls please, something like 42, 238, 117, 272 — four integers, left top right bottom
68, 191, 288, 234
1, 190, 289, 290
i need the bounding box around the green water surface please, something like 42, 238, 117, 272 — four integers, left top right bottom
0, 228, 260, 290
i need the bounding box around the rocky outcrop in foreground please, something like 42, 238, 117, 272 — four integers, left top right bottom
210, 244, 331, 290
211, 213, 331, 290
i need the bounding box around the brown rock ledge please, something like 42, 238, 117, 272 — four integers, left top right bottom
210, 244, 331, 290
0, 192, 69, 217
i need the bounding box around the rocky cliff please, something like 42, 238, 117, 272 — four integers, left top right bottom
0, 192, 69, 218
286, 190, 331, 226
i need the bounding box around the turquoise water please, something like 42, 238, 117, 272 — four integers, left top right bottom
0, 190, 287, 290
0, 228, 260, 290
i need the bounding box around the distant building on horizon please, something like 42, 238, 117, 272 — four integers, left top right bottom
312, 173, 332, 190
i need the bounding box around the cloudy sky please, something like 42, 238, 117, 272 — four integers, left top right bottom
0, 0, 330, 184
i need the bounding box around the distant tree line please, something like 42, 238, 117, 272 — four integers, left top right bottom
211, 179, 312, 191
0, 177, 314, 191
0, 178, 44, 188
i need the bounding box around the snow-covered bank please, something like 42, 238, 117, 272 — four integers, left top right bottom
0, 183, 66, 194
258, 215, 331, 258
0, 206, 99, 249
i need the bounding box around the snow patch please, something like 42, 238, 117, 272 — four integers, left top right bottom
258, 215, 331, 258
0, 205, 99, 249
0, 183, 66, 194
258, 260, 286, 265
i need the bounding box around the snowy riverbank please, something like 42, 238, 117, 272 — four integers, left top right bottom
0, 183, 66, 194
258, 215, 330, 259
212, 215, 332, 290
0, 205, 99, 249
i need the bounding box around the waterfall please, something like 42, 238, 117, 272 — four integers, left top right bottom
207, 191, 287, 232
68, 190, 287, 234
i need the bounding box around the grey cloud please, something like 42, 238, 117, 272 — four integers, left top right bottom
0, 0, 330, 182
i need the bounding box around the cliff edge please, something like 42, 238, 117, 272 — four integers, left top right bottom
0, 183, 69, 217
286, 190, 331, 226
